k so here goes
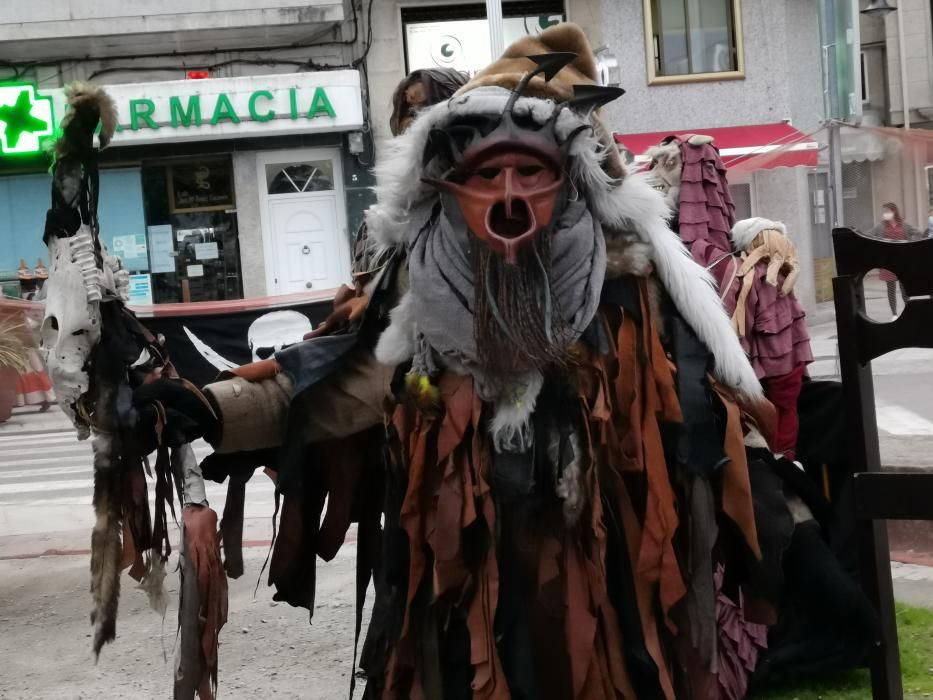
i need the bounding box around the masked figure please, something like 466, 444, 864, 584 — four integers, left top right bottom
188, 26, 772, 699
53, 28, 845, 700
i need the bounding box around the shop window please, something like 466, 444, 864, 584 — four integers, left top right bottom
265, 161, 335, 195
644, 0, 744, 84
141, 156, 243, 304
402, 2, 565, 76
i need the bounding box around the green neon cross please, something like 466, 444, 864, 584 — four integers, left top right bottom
0, 83, 55, 156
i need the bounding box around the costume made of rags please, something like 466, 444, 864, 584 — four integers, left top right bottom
647, 138, 812, 460
182, 25, 782, 700
720, 218, 813, 459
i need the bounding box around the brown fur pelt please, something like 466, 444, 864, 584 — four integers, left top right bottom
90, 433, 123, 657
457, 23, 598, 101
604, 227, 653, 279
55, 81, 118, 158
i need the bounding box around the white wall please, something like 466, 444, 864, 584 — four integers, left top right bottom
596, 0, 824, 134
232, 152, 268, 298
881, 0, 933, 126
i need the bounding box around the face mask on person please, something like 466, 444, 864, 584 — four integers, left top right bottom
882, 211, 894, 221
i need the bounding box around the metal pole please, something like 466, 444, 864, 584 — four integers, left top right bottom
829, 121, 846, 227
486, 0, 504, 58
895, 1, 911, 128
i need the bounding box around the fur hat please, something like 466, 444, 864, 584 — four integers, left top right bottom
459, 23, 624, 179
731, 217, 787, 252
458, 23, 598, 100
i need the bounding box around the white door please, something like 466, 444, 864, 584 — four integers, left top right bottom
259, 151, 351, 295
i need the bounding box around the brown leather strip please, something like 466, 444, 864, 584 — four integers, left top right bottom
710, 379, 763, 560
635, 287, 686, 625
229, 357, 281, 382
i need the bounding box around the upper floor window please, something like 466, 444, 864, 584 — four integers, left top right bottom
402, 2, 566, 77
644, 0, 744, 84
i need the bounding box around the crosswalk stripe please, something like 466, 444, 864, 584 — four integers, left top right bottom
0, 446, 214, 468
0, 433, 85, 446
0, 443, 117, 457
0, 465, 89, 479
0, 486, 276, 507
0, 471, 270, 496
876, 402, 933, 436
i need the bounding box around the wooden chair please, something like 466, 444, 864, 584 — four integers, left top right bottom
832, 227, 933, 699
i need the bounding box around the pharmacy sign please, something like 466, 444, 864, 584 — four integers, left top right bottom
0, 82, 55, 156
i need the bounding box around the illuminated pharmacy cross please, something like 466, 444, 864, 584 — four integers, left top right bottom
0, 85, 54, 155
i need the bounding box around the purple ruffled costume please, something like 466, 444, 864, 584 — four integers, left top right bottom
673, 136, 812, 381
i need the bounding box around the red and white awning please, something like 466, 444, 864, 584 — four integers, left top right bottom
613, 122, 821, 171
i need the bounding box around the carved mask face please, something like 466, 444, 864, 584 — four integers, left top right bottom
432, 141, 564, 265
40, 230, 102, 428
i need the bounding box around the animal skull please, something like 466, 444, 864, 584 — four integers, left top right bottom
247, 310, 312, 361
645, 140, 683, 210
40, 228, 102, 434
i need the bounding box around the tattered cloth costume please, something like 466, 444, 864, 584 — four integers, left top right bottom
190, 25, 780, 699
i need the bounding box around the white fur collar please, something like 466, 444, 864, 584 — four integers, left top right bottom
367, 90, 762, 401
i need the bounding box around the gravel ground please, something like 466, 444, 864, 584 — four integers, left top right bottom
0, 546, 364, 699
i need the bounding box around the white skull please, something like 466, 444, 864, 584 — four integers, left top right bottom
645, 140, 683, 210
40, 228, 102, 432
247, 311, 312, 361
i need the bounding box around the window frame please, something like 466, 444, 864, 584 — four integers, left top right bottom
643, 0, 745, 85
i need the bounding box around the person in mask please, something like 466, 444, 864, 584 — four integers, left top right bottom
869, 202, 921, 317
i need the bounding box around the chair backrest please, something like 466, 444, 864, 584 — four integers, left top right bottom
832, 226, 933, 699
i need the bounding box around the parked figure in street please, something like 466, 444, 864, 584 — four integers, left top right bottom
724, 218, 812, 461
869, 202, 922, 318
14, 308, 55, 411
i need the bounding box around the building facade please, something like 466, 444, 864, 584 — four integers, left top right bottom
849, 0, 933, 242
1, 1, 859, 312
0, 1, 373, 304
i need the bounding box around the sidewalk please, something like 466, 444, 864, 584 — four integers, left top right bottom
0, 404, 72, 435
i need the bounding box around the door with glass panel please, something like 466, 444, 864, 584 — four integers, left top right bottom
259, 151, 351, 295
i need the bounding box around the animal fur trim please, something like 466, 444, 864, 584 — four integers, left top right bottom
90, 433, 122, 657
489, 370, 544, 452
57, 81, 118, 155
